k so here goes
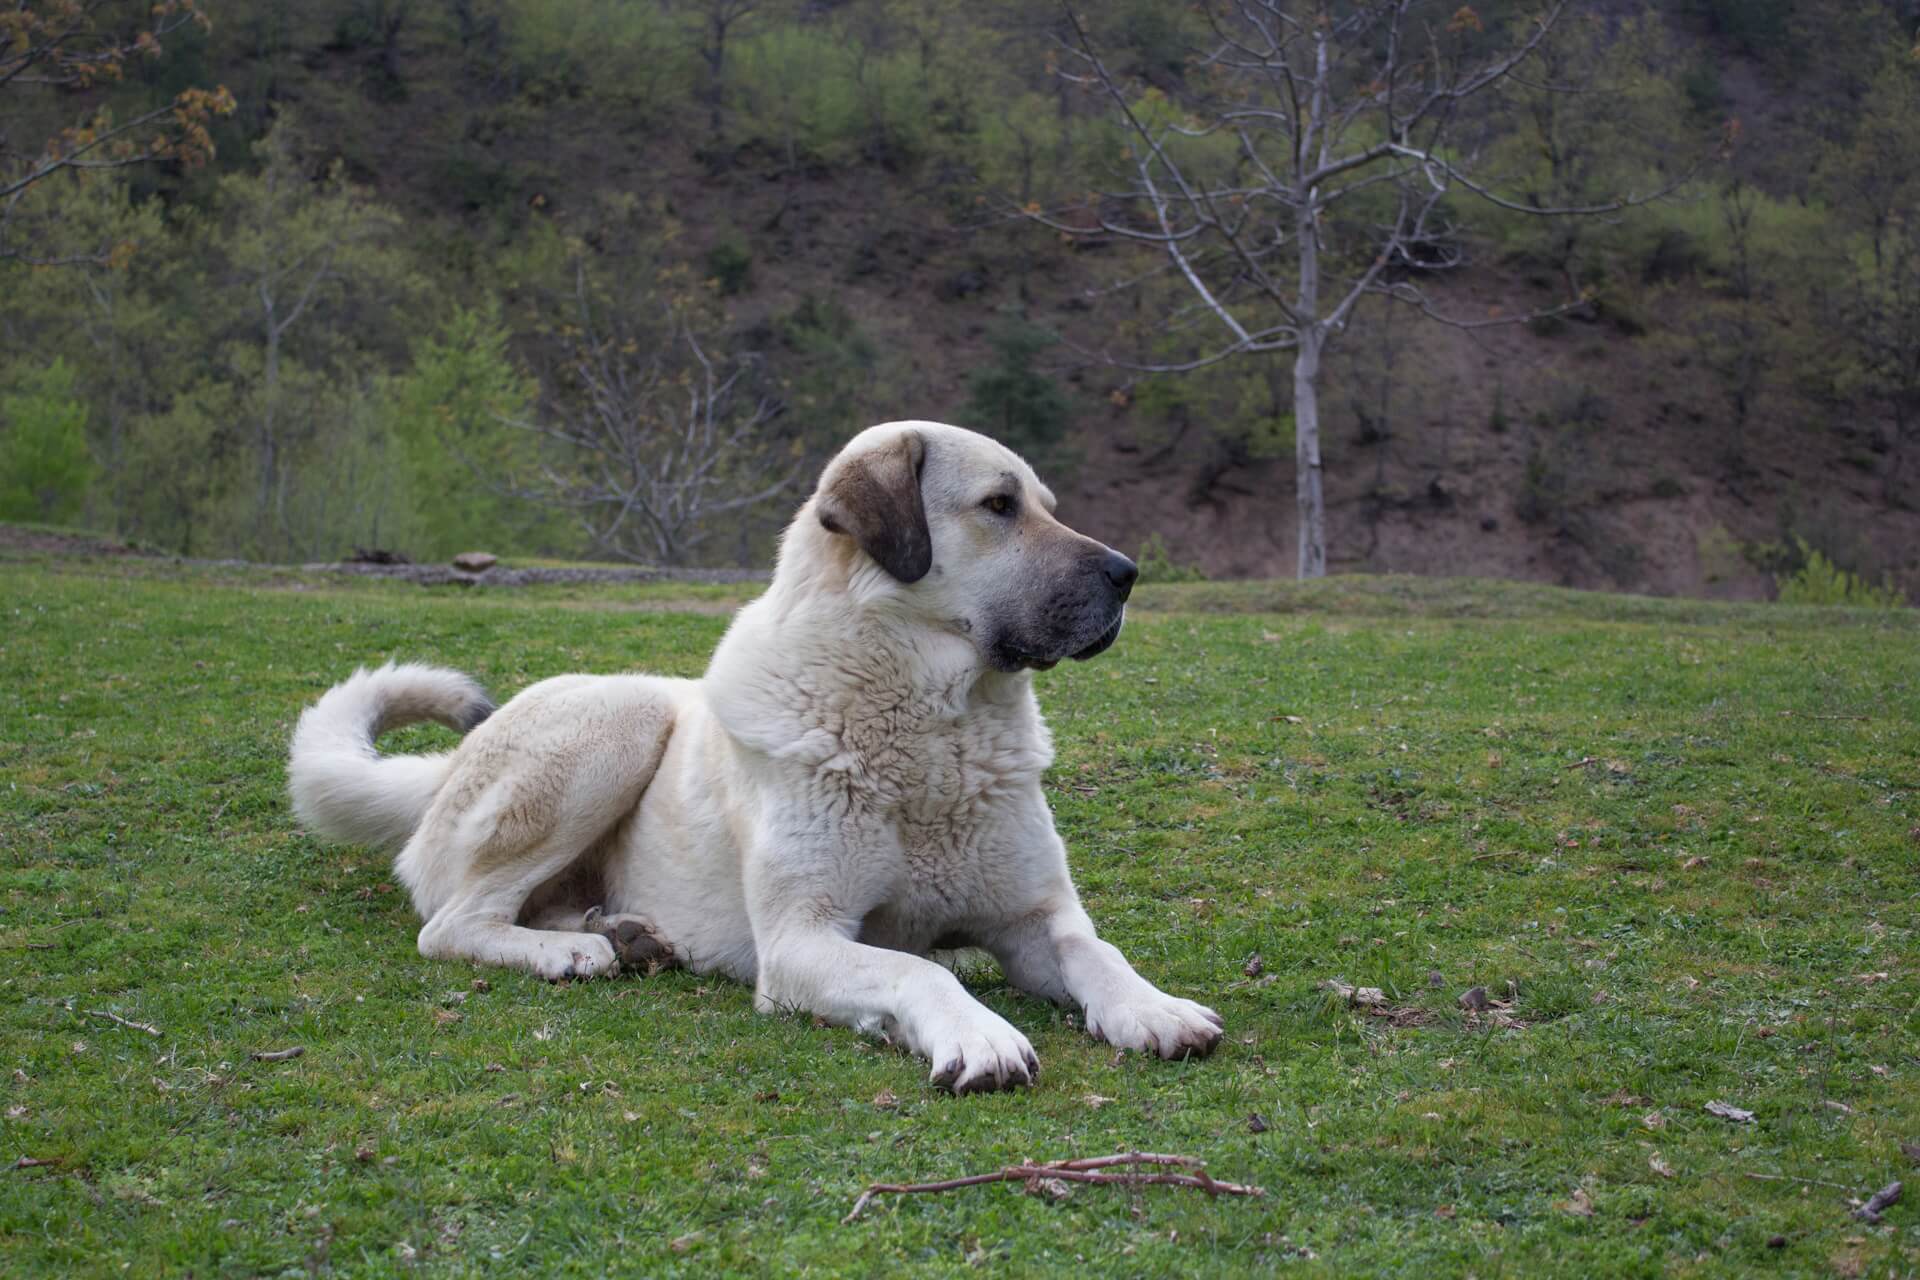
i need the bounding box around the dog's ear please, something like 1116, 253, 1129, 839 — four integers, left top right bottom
816, 430, 931, 583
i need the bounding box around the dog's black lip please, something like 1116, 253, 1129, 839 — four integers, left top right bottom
1068, 610, 1125, 662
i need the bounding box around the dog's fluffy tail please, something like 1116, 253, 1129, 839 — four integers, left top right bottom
288, 662, 494, 851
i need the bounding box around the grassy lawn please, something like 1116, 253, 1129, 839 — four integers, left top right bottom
2, 548, 1917, 1277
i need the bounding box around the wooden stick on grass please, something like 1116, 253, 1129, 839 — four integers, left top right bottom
249, 1046, 305, 1063
86, 1010, 161, 1037
843, 1152, 1264, 1223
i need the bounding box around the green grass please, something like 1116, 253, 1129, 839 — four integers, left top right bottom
3, 550, 1917, 1276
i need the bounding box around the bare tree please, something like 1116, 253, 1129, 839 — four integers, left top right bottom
507, 269, 794, 566
1039, 0, 1692, 577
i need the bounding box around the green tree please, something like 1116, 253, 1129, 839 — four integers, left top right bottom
959, 316, 1070, 459
0, 359, 95, 523
382, 302, 546, 558
204, 117, 411, 558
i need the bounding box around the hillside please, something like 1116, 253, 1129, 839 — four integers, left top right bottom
2, 0, 1918, 600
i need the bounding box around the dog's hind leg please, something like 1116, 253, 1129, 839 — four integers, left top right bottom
403, 675, 677, 981
418, 856, 621, 981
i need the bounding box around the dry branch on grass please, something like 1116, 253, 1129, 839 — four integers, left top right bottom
843, 1152, 1264, 1223
1853, 1180, 1902, 1224
249, 1046, 305, 1062
86, 1009, 160, 1036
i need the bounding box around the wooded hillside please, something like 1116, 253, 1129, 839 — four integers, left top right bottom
3, 0, 1918, 600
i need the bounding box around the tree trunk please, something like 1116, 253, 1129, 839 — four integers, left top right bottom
1293, 331, 1327, 579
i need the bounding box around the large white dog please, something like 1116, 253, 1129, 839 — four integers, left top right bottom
289, 421, 1222, 1092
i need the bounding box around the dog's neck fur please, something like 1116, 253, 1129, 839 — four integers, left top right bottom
704, 506, 1042, 769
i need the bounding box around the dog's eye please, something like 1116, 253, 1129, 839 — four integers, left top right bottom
981, 494, 1016, 517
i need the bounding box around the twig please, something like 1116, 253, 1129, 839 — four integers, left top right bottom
843, 1152, 1264, 1223
9, 1157, 58, 1171
1853, 1180, 1902, 1223
1745, 1172, 1859, 1192
249, 1046, 305, 1062
1564, 756, 1598, 770
86, 1010, 160, 1037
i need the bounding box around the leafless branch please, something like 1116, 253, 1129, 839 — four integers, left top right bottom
86, 1009, 160, 1036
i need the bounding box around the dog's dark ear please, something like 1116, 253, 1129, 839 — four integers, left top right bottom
817, 430, 931, 583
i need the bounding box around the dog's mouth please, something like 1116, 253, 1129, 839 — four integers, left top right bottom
1068, 609, 1125, 662
995, 608, 1125, 672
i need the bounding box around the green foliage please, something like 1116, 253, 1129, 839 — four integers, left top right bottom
499, 0, 691, 113
958, 315, 1071, 456
772, 295, 888, 454
1134, 532, 1207, 583
704, 238, 752, 296
730, 25, 936, 169
0, 360, 94, 524
1774, 538, 1908, 607
381, 302, 544, 559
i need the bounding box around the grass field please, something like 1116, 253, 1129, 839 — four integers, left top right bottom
3, 546, 1917, 1277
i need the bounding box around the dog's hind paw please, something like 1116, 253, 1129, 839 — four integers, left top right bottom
582, 908, 677, 976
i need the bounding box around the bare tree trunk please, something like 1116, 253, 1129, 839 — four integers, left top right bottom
1293, 331, 1327, 579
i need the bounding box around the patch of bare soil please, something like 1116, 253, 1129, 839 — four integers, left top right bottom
0, 526, 151, 559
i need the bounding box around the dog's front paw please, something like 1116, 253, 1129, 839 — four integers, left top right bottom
1087, 992, 1223, 1059
923, 1012, 1039, 1095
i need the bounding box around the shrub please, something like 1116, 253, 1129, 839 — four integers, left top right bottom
1774, 540, 1908, 608
705, 240, 752, 296
0, 359, 94, 524
958, 316, 1070, 456
1135, 532, 1207, 583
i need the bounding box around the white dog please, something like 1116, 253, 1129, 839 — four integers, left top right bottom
289, 421, 1222, 1092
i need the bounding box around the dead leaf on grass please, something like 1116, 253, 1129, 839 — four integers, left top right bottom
1706, 1100, 1755, 1123
871, 1090, 899, 1111
1649, 1153, 1676, 1179
1556, 1187, 1595, 1217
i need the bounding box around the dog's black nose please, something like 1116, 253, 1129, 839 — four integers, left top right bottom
1102, 550, 1139, 600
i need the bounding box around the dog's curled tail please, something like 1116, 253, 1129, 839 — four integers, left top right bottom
288, 662, 494, 850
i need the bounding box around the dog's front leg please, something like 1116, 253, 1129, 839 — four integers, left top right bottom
989, 896, 1223, 1060
746, 848, 1038, 1093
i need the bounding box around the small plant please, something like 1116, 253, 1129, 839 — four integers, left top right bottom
1135, 532, 1207, 583
1774, 540, 1907, 608
958, 315, 1070, 456
705, 240, 753, 296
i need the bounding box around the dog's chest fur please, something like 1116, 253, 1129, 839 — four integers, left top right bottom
833, 680, 1056, 951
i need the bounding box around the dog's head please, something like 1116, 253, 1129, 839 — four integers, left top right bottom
807, 421, 1136, 672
